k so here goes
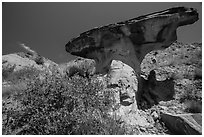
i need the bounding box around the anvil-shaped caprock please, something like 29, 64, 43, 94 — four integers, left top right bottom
65, 7, 198, 76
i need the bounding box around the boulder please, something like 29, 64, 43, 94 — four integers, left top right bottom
161, 113, 202, 135
106, 60, 139, 124
107, 60, 138, 107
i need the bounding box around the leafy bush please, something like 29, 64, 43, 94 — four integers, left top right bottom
67, 66, 87, 78
2, 71, 124, 135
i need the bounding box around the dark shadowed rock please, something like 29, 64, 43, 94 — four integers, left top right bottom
140, 70, 175, 108
161, 113, 202, 135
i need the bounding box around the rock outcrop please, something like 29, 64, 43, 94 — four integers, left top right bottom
65, 7, 198, 75
161, 113, 202, 135
65, 7, 199, 126
106, 60, 144, 125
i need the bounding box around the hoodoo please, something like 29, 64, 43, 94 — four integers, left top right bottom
65, 7, 199, 126
65, 7, 198, 76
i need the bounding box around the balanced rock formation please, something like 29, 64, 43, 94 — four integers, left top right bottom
66, 7, 198, 75
65, 7, 199, 125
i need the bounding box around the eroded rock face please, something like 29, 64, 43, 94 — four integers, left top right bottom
107, 61, 138, 111
65, 7, 198, 76
65, 6, 198, 102
65, 7, 199, 126
106, 60, 154, 127
161, 113, 202, 135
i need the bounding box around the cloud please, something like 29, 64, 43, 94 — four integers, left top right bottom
18, 42, 37, 55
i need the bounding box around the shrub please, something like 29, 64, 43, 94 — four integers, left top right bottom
34, 55, 44, 65
67, 66, 87, 78
2, 71, 124, 135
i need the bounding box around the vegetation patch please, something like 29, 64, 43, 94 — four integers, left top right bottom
2, 69, 125, 135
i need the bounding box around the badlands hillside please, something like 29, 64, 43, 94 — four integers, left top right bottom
2, 41, 202, 135
2, 7, 202, 135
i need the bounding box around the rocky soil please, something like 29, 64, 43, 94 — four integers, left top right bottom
138, 41, 202, 134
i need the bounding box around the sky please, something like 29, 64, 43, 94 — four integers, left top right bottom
2, 2, 202, 64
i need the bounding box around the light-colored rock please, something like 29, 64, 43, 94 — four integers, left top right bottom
151, 111, 159, 121
108, 60, 138, 107
161, 113, 202, 135
105, 60, 152, 127
104, 60, 137, 122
